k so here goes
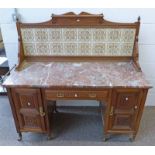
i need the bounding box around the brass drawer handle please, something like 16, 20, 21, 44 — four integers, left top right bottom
109, 106, 114, 116
39, 107, 45, 117
57, 92, 64, 98
89, 93, 96, 98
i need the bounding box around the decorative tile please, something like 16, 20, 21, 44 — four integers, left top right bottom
92, 43, 106, 55
120, 43, 134, 56
64, 43, 77, 55
21, 29, 34, 42
107, 43, 120, 56
121, 29, 136, 42
50, 43, 63, 55
78, 29, 92, 42
93, 29, 107, 41
35, 29, 48, 42
63, 28, 77, 41
36, 43, 50, 55
78, 43, 91, 55
49, 29, 62, 42
23, 43, 36, 56
107, 29, 121, 42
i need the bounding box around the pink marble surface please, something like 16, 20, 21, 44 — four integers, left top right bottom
3, 61, 151, 88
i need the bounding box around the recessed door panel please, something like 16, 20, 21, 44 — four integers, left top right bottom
12, 88, 46, 132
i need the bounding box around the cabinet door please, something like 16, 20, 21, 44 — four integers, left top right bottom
12, 88, 46, 132
108, 89, 142, 131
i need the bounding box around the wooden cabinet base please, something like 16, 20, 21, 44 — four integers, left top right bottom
6, 87, 148, 141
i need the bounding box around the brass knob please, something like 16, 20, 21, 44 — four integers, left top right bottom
27, 102, 31, 106
75, 93, 78, 97
134, 105, 138, 110
76, 19, 80, 22
125, 97, 129, 101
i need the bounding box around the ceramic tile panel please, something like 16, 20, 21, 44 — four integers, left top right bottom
21, 28, 136, 56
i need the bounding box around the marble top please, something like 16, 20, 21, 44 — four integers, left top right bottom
3, 61, 151, 88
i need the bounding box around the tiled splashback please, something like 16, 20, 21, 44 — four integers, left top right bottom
21, 28, 136, 56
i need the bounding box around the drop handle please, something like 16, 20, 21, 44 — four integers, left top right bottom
39, 107, 45, 117
57, 92, 64, 98
89, 93, 96, 98
109, 106, 114, 116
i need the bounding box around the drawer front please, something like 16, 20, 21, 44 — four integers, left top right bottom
12, 88, 46, 132
45, 90, 109, 100
115, 93, 139, 110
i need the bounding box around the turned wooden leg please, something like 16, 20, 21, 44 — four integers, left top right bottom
17, 132, 22, 141
47, 132, 55, 140
129, 133, 136, 142
52, 101, 58, 113
103, 134, 110, 142
47, 135, 52, 140
53, 101, 58, 113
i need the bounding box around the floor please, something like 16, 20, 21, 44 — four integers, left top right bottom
0, 95, 155, 146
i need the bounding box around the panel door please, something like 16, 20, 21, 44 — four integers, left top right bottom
12, 88, 46, 132
108, 89, 142, 131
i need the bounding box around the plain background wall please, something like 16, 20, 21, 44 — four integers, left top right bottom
0, 8, 154, 106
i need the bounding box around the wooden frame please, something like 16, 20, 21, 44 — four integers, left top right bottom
16, 12, 141, 71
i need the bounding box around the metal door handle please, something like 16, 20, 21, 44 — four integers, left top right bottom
39, 107, 45, 117
109, 106, 114, 116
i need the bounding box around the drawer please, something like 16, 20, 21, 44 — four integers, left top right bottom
114, 91, 142, 110
45, 90, 109, 100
